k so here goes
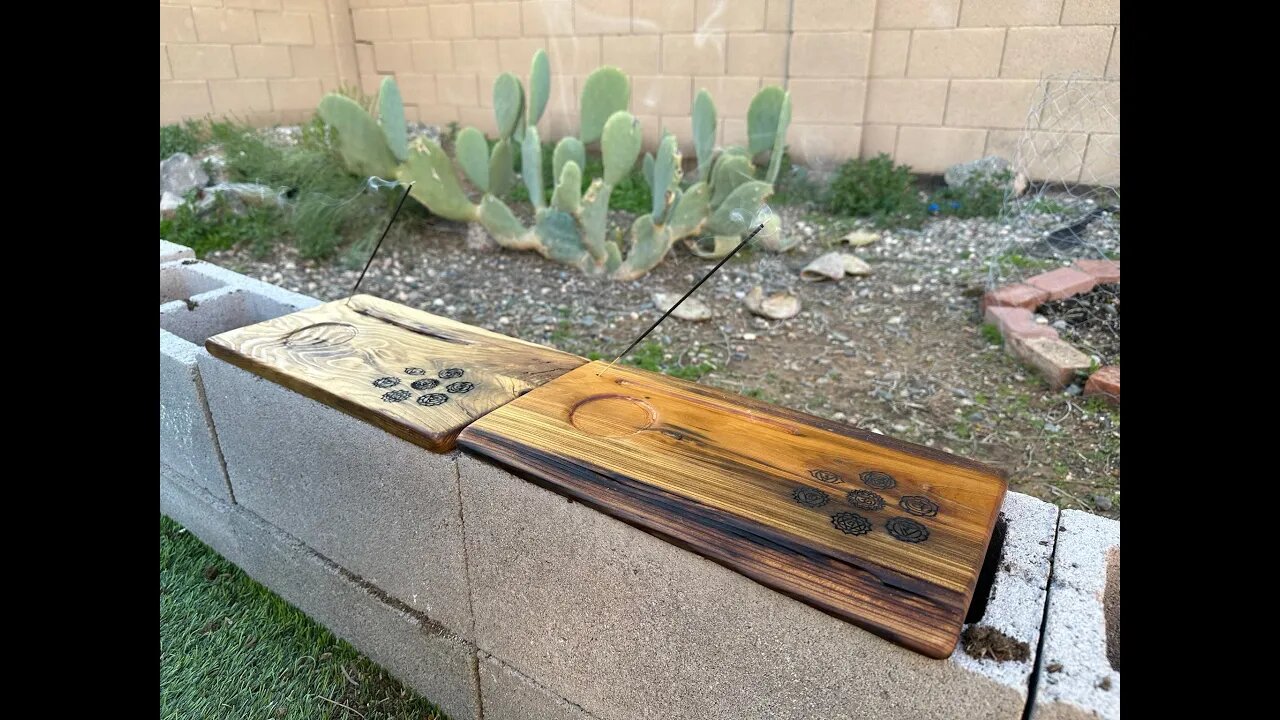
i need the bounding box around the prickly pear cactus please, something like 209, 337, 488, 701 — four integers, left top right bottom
312, 51, 795, 279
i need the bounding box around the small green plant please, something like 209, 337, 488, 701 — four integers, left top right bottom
769, 147, 822, 207
160, 192, 283, 258
160, 120, 205, 159
624, 342, 716, 380
979, 323, 1003, 345
1028, 196, 1068, 214
825, 154, 926, 229
930, 169, 1011, 219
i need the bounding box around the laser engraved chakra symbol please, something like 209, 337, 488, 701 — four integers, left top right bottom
417, 393, 449, 407
372, 377, 400, 389
381, 389, 412, 403
438, 368, 465, 379
831, 511, 873, 536
810, 469, 844, 484
886, 517, 930, 543
404, 367, 426, 375
899, 495, 939, 517
446, 381, 474, 394
792, 487, 830, 508
847, 489, 886, 511
860, 471, 896, 490
411, 378, 440, 391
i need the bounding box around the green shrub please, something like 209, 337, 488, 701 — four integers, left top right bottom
769, 147, 822, 207
160, 120, 205, 160
825, 153, 926, 228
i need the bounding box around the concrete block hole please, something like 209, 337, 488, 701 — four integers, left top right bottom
161, 261, 225, 305
160, 287, 295, 346
1105, 546, 1119, 672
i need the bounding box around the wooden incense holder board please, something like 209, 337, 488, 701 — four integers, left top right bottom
459, 361, 1008, 658
204, 294, 587, 453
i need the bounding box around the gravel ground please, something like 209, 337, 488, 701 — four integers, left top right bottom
206, 193, 1121, 518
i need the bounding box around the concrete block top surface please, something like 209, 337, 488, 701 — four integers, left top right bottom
160, 239, 195, 264
204, 294, 587, 452
1034, 509, 1120, 720
460, 360, 1009, 659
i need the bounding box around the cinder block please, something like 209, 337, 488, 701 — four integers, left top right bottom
160, 464, 481, 720
479, 653, 598, 720
210, 79, 273, 115
159, 261, 319, 500
1031, 510, 1119, 720
633, 76, 691, 116
256, 12, 314, 45
727, 32, 789, 77
602, 35, 660, 75
692, 76, 758, 117
161, 81, 213, 125
374, 41, 414, 73
160, 239, 195, 264
522, 0, 576, 36
789, 31, 872, 79
960, 0, 1062, 27
663, 33, 726, 75
895, 126, 989, 174
453, 39, 501, 74
474, 3, 523, 39
387, 6, 430, 41
786, 78, 866, 124
459, 453, 1056, 720
945, 80, 1040, 130
870, 30, 910, 78
437, 74, 480, 106
576, 0, 632, 34
192, 7, 259, 44
413, 40, 454, 73
430, 2, 475, 38
876, 0, 960, 29
233, 45, 293, 78
197, 353, 474, 637
1001, 27, 1114, 79
793, 0, 875, 31
866, 79, 949, 125
631, 1, 695, 34
352, 8, 391, 41
168, 44, 238, 80
908, 29, 1005, 79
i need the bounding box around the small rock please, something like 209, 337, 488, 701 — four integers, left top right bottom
832, 412, 847, 422
742, 333, 757, 340
1044, 422, 1060, 433
1065, 383, 1082, 396
841, 230, 879, 247
1034, 315, 1049, 325
652, 292, 712, 321
160, 152, 209, 197
160, 191, 185, 218
1093, 494, 1113, 511
800, 252, 847, 282
1051, 320, 1068, 330
743, 286, 801, 320
842, 255, 873, 276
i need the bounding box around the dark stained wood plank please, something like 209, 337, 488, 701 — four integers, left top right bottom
458, 361, 1008, 658
204, 294, 587, 452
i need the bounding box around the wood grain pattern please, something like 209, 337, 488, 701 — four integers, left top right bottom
458, 361, 1008, 658
204, 294, 587, 452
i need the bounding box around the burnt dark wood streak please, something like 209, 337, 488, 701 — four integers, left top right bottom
458, 361, 1008, 658
204, 294, 587, 452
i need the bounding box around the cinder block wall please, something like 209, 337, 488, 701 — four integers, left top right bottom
160, 1, 1120, 179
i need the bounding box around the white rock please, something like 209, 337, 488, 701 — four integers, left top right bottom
160, 191, 185, 218
652, 292, 712, 321
742, 286, 801, 320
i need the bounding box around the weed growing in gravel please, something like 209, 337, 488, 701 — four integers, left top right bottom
929, 169, 1012, 219
626, 342, 716, 381
979, 323, 1003, 346
825, 154, 926, 229
770, 148, 824, 207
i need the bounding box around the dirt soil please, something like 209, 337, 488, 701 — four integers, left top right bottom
207, 200, 1120, 518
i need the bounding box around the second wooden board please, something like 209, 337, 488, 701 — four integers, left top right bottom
459, 361, 1008, 658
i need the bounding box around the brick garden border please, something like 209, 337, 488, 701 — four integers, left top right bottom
980, 260, 1120, 404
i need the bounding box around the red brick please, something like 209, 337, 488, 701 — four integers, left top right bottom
1084, 365, 1120, 404
984, 305, 1058, 342
1009, 336, 1092, 389
1025, 267, 1096, 300
1073, 259, 1120, 284
980, 283, 1050, 313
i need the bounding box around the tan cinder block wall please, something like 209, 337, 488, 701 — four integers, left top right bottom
161, 0, 1119, 182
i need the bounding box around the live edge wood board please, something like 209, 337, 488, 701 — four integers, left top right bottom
203, 294, 587, 452
459, 361, 1008, 658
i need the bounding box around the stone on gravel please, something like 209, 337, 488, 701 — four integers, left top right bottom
743, 286, 801, 320
160, 152, 209, 197
801, 252, 848, 282
160, 191, 185, 218
842, 255, 873, 276
841, 230, 879, 247
652, 292, 712, 321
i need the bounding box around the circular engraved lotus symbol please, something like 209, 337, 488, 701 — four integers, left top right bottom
438, 368, 465, 379
405, 367, 426, 375
372, 377, 400, 388
860, 471, 896, 489
886, 517, 930, 543
792, 487, 830, 508
411, 378, 440, 391
446, 381, 475, 394
847, 489, 886, 511
381, 389, 412, 403
810, 469, 843, 484
899, 495, 939, 517
417, 393, 449, 406
831, 512, 873, 536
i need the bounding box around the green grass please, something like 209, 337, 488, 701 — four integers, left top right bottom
160, 516, 444, 720
162, 120, 205, 159
979, 323, 1003, 346
624, 341, 716, 381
